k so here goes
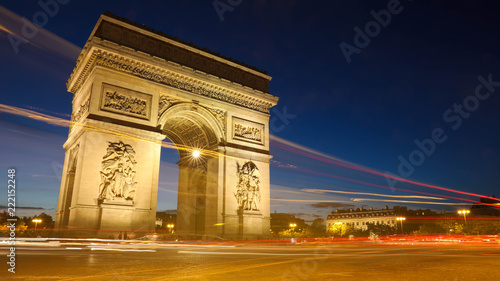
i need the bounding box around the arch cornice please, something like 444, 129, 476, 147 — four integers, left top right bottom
67, 45, 279, 114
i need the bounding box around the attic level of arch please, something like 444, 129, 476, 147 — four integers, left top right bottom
68, 47, 276, 115
67, 17, 278, 116
93, 19, 270, 92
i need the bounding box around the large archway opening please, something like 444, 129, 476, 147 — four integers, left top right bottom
158, 103, 223, 236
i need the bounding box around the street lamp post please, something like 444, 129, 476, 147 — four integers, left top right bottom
458, 210, 470, 225
289, 223, 297, 231
32, 219, 42, 236
396, 217, 406, 234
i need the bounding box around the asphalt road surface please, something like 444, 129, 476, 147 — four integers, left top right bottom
2, 240, 500, 280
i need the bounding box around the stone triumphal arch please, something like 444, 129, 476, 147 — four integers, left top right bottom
55, 13, 279, 238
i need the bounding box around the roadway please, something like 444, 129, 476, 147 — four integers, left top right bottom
1, 240, 500, 280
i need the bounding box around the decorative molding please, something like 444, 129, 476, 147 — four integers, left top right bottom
234, 161, 261, 211
72, 96, 91, 122
98, 141, 137, 202
100, 83, 152, 120
158, 95, 181, 120
205, 106, 226, 136
90, 51, 273, 113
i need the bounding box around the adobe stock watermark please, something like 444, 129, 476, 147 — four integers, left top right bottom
7, 0, 70, 54
339, 0, 412, 64
281, 245, 335, 281
212, 0, 243, 22
270, 106, 296, 133
7, 168, 17, 274
385, 73, 500, 190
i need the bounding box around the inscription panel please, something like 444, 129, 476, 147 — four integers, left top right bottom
232, 117, 264, 145
100, 83, 152, 120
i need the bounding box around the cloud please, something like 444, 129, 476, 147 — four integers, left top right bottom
158, 209, 177, 214
0, 205, 45, 210
310, 202, 353, 209
290, 212, 309, 216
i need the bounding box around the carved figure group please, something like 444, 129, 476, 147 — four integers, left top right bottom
234, 161, 261, 211
234, 123, 262, 142
103, 91, 147, 116
98, 141, 137, 201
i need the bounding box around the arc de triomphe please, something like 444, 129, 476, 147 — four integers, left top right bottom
55, 13, 279, 239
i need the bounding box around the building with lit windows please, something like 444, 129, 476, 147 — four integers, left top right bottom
325, 206, 407, 231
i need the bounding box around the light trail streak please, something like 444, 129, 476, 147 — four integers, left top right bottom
2, 103, 498, 209
270, 135, 500, 203
301, 188, 446, 200
90, 247, 156, 252
279, 164, 500, 208
271, 198, 355, 203
351, 198, 462, 205
0, 6, 80, 61
0, 104, 229, 160
404, 216, 500, 221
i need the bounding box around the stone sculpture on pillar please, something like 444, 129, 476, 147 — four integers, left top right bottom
234, 161, 261, 211
98, 141, 137, 202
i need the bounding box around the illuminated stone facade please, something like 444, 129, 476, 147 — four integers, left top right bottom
326, 206, 407, 231
55, 13, 278, 239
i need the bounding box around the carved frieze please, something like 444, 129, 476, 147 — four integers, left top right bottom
100, 84, 152, 120
93, 52, 273, 114
98, 141, 137, 202
234, 161, 261, 211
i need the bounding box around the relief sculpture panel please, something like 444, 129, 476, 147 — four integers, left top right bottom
100, 84, 152, 120
232, 117, 265, 145
234, 161, 261, 211
234, 123, 262, 142
98, 141, 137, 202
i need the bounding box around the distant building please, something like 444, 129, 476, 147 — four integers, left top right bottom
270, 212, 306, 234
471, 197, 500, 216
325, 206, 407, 231
156, 211, 177, 230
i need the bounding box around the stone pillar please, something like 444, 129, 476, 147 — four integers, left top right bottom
55, 119, 164, 238
221, 146, 272, 239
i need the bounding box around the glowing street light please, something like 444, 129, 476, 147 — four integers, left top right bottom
458, 209, 470, 225
289, 223, 297, 231
334, 222, 344, 237
32, 218, 42, 235
192, 150, 200, 158
167, 224, 175, 233
396, 217, 406, 234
